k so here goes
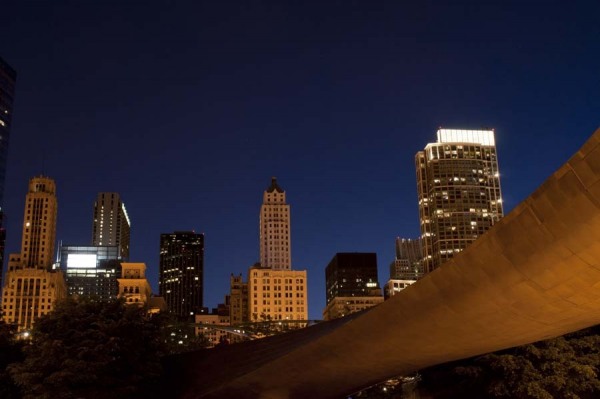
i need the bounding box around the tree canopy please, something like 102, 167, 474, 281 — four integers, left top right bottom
8, 297, 165, 399
420, 326, 600, 399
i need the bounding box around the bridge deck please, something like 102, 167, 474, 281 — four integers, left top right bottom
165, 128, 600, 399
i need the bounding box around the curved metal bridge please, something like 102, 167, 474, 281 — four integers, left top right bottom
164, 128, 600, 399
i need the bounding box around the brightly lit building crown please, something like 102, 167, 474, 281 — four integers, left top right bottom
436, 129, 495, 146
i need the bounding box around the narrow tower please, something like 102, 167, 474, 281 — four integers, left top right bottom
259, 177, 291, 270
1, 176, 66, 332
21, 176, 58, 268
416, 128, 503, 274
92, 192, 131, 260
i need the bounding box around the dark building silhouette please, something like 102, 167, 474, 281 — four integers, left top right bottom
159, 231, 204, 320
325, 253, 380, 304
0, 57, 16, 289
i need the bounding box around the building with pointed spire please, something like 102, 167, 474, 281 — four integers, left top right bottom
1, 176, 66, 332
416, 129, 504, 274
259, 177, 291, 270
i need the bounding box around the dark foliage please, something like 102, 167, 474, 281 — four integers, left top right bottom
0, 317, 24, 398
420, 326, 600, 399
8, 297, 165, 399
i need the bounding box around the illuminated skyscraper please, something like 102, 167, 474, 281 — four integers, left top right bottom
1, 176, 66, 332
159, 231, 204, 320
92, 192, 131, 260
20, 177, 58, 268
416, 129, 503, 274
259, 177, 291, 270
0, 57, 17, 288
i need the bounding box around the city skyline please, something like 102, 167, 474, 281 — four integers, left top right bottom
0, 2, 598, 319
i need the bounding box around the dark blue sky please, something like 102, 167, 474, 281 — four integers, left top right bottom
1, 1, 599, 319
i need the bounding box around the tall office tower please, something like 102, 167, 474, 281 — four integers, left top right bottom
389, 238, 423, 280
0, 57, 16, 288
21, 176, 58, 268
58, 245, 121, 300
1, 176, 66, 332
159, 231, 204, 320
92, 192, 131, 260
323, 253, 383, 320
259, 177, 291, 270
416, 129, 503, 274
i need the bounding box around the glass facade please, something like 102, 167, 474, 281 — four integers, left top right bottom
59, 245, 121, 300
416, 129, 503, 274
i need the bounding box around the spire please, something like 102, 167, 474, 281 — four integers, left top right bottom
266, 176, 284, 193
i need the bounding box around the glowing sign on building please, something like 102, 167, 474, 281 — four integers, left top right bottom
67, 254, 97, 269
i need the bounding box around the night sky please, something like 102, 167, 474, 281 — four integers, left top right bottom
1, 1, 599, 319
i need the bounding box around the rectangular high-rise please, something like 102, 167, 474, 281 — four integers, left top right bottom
323, 253, 382, 320
325, 253, 380, 303
159, 231, 204, 320
92, 192, 131, 260
0, 57, 16, 287
416, 129, 503, 274
259, 177, 291, 270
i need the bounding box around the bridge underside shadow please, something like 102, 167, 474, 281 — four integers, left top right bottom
164, 128, 600, 399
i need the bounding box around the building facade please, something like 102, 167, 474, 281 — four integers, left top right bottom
230, 273, 248, 325
324, 253, 382, 321
1, 176, 66, 332
325, 253, 380, 303
21, 177, 58, 268
323, 295, 384, 321
389, 238, 423, 280
58, 245, 121, 300
247, 264, 307, 323
384, 279, 417, 300
92, 192, 131, 260
0, 57, 16, 289
117, 262, 152, 306
195, 311, 231, 347
159, 231, 204, 320
416, 129, 504, 273
259, 177, 291, 270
